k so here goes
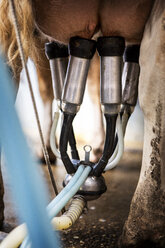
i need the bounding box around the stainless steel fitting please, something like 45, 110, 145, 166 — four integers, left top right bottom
61, 56, 90, 114
45, 42, 68, 107
63, 145, 107, 201
97, 37, 125, 115
49, 57, 68, 104
63, 173, 107, 201
122, 45, 140, 113
61, 37, 96, 114
122, 62, 140, 106
100, 56, 123, 114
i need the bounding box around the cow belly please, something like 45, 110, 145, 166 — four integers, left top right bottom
32, 0, 154, 44
32, 0, 99, 43
99, 0, 154, 44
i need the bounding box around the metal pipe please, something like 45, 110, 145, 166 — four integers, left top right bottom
122, 63, 140, 106
62, 56, 90, 113
97, 36, 125, 115
45, 41, 68, 105
61, 37, 96, 114
100, 56, 122, 107
122, 45, 140, 111
49, 58, 68, 103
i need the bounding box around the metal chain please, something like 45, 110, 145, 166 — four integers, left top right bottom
9, 0, 59, 197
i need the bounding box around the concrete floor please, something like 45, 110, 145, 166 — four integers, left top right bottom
0, 150, 142, 247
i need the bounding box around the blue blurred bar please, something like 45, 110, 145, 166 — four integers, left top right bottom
0, 56, 60, 248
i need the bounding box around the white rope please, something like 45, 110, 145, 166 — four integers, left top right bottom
104, 112, 129, 171
105, 114, 124, 170
8, 0, 59, 196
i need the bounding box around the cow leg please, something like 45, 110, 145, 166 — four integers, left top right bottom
34, 46, 55, 163
120, 1, 165, 247
87, 53, 105, 162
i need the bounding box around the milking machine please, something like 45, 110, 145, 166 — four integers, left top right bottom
46, 37, 140, 202
0, 1, 143, 246
46, 36, 126, 202
1, 37, 141, 247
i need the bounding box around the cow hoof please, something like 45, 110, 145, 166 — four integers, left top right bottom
118, 201, 165, 248
118, 178, 165, 248
118, 229, 165, 248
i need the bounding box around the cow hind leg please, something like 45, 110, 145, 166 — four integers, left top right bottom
119, 1, 165, 247
34, 44, 55, 163
87, 53, 105, 162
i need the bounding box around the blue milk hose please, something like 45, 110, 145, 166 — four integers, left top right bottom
47, 164, 85, 215
21, 165, 91, 248
48, 166, 91, 218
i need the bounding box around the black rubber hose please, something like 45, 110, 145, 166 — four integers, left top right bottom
59, 113, 76, 174
93, 114, 118, 177
124, 44, 140, 63
45, 41, 68, 59
69, 127, 80, 160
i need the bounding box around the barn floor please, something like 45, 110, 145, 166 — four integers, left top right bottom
0, 149, 144, 248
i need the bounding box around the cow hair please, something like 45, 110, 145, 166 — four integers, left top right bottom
0, 0, 43, 83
